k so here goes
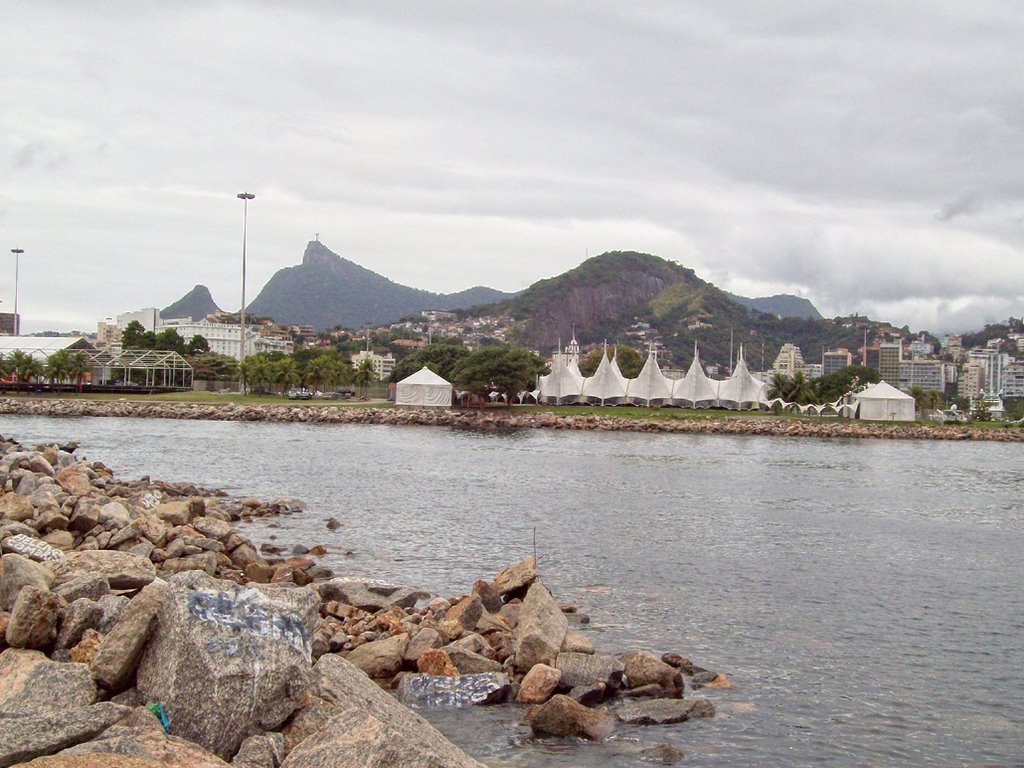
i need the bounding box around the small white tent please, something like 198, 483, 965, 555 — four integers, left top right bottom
394, 366, 453, 408
854, 380, 915, 421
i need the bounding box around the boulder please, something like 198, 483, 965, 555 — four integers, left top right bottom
556, 652, 625, 690
513, 583, 567, 672
661, 652, 697, 675
232, 731, 285, 768
14, 755, 168, 767
53, 599, 104, 654
0, 702, 130, 768
345, 632, 409, 679
95, 595, 129, 633
444, 646, 502, 675
55, 467, 92, 496
528, 694, 616, 740
98, 502, 131, 529
1, 535, 64, 564
403, 626, 444, 664
91, 581, 170, 692
691, 670, 731, 689
568, 683, 607, 706
470, 579, 502, 613
154, 501, 190, 527
490, 557, 537, 598
515, 663, 561, 704
0, 649, 97, 715
6, 586, 64, 650
561, 630, 595, 655
192, 516, 232, 541
0, 493, 34, 522
615, 697, 715, 725
41, 530, 75, 551
135, 571, 319, 759
416, 648, 459, 676
283, 655, 487, 767
620, 651, 682, 693
51, 551, 156, 591
0, 553, 54, 611
640, 742, 685, 764
317, 578, 428, 612
395, 672, 510, 708
440, 595, 482, 639
53, 575, 110, 604
67, 504, 100, 534
69, 629, 103, 665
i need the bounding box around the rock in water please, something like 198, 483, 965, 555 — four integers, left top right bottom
556, 652, 625, 690
280, 654, 488, 767
135, 571, 319, 760
528, 694, 617, 740
396, 672, 510, 708
513, 583, 567, 672
620, 650, 683, 694
490, 557, 537, 598
515, 663, 561, 704
615, 697, 716, 725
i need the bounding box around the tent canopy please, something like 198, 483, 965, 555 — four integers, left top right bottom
395, 366, 453, 408
854, 380, 915, 421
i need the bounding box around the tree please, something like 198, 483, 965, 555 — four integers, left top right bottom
305, 353, 342, 393
450, 347, 549, 407
121, 321, 158, 349
578, 345, 644, 378
239, 353, 272, 394
768, 372, 791, 400
45, 350, 71, 384
9, 351, 43, 389
813, 365, 881, 404
351, 357, 377, 397
787, 371, 815, 405
153, 328, 186, 354
67, 351, 90, 394
186, 335, 210, 355
388, 344, 470, 383
270, 358, 301, 394
189, 352, 239, 382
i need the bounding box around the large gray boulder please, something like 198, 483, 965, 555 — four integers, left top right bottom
615, 697, 716, 725
528, 694, 617, 740
279, 654, 487, 768
344, 632, 408, 679
513, 583, 567, 672
91, 580, 170, 692
0, 553, 54, 611
51, 551, 156, 590
0, 648, 97, 715
0, 701, 130, 767
395, 672, 511, 708
556, 652, 625, 690
619, 650, 683, 693
135, 571, 319, 760
6, 585, 65, 650
0, 534, 64, 562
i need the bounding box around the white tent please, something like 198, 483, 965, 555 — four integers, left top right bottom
717, 350, 768, 410
394, 366, 453, 408
581, 348, 629, 405
538, 353, 584, 404
854, 380, 916, 421
671, 350, 720, 408
626, 349, 673, 406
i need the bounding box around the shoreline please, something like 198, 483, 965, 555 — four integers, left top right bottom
1, 396, 1022, 442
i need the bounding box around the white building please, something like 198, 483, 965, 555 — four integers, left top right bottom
116, 308, 160, 332
772, 343, 806, 374
158, 318, 291, 360
351, 350, 396, 381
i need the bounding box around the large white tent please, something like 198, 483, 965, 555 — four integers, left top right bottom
394, 366, 453, 408
671, 350, 720, 408
538, 353, 584, 405
580, 348, 629, 405
717, 350, 768, 410
854, 380, 916, 421
626, 349, 673, 406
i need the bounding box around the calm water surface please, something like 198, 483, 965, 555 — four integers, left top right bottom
4, 414, 1023, 767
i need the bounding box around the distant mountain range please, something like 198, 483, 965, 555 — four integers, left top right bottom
724, 291, 823, 321
162, 284, 221, 321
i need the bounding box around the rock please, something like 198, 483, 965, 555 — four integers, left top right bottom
135, 571, 319, 760
41, 530, 75, 551
0, 493, 35, 522
55, 467, 92, 496
561, 629, 594, 654
317, 578, 428, 612
159, 552, 218, 576
192, 516, 232, 541
15, 755, 168, 767
691, 670, 730, 689
228, 543, 262, 570
615, 697, 715, 725
568, 683, 607, 706
325, 517, 341, 530
6, 586, 64, 650
91, 581, 170, 692
620, 651, 683, 693
53, 575, 110, 604
440, 595, 482, 639
69, 629, 103, 665
395, 672, 510, 708
640, 742, 685, 764
416, 648, 459, 676
515, 663, 561, 704
52, 551, 156, 591
528, 694, 617, 740
556, 652, 625, 690
98, 502, 131, 529
307, 544, 327, 557
53, 599, 104, 653
0, 553, 54, 611
154, 501, 190, 527
513, 583, 567, 672
95, 595, 129, 633
660, 652, 697, 674
67, 504, 100, 534
0, 702, 130, 768
282, 655, 487, 767
490, 557, 537, 598
0, 648, 97, 714
470, 579, 502, 613
623, 683, 670, 698
444, 646, 503, 675
403, 626, 444, 664
243, 562, 275, 583
2, 535, 64, 564
57, 714, 231, 768
345, 632, 408, 679
232, 732, 285, 768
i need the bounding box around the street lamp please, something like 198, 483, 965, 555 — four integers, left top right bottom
10, 248, 23, 335
236, 193, 254, 363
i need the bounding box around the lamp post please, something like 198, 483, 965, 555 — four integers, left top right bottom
236, 193, 254, 364
10, 248, 23, 335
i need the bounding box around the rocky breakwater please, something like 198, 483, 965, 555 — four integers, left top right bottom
0, 433, 487, 767
3, 396, 1022, 442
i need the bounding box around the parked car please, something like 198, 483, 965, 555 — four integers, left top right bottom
287, 388, 313, 400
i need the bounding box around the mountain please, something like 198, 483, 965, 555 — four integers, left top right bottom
493, 250, 897, 370
724, 292, 823, 320
245, 241, 515, 330
162, 284, 221, 321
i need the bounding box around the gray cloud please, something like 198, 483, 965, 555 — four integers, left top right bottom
1, 2, 1023, 335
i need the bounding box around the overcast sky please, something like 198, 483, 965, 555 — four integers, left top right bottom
2, 2, 1022, 335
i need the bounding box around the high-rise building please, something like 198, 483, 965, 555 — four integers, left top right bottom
944, 334, 963, 362
1002, 362, 1024, 397
878, 342, 902, 384
116, 308, 160, 332
898, 360, 944, 392
351, 350, 396, 381
772, 343, 806, 374
968, 349, 1009, 395
959, 360, 984, 398
822, 348, 853, 376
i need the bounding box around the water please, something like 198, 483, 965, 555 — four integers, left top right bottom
4, 414, 1023, 766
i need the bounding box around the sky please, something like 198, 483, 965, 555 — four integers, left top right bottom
2, 2, 1022, 336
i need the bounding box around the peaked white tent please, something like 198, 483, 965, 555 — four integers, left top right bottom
672, 350, 720, 408
717, 349, 768, 410
394, 366, 453, 408
626, 349, 673, 406
581, 347, 629, 405
854, 380, 915, 421
538, 353, 584, 404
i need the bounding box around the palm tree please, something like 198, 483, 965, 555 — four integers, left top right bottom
67, 352, 90, 394
352, 357, 377, 398
240, 354, 271, 395
270, 358, 301, 394
46, 350, 71, 385
788, 371, 814, 405
305, 354, 340, 394
768, 372, 791, 400
9, 350, 41, 393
